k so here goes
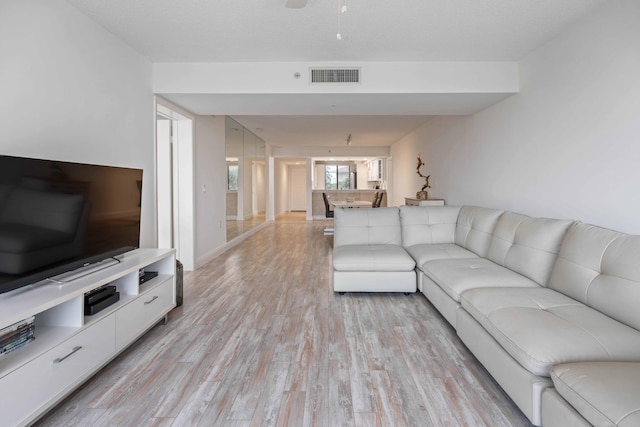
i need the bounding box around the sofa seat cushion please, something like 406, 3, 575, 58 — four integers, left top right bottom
405, 243, 477, 270
423, 258, 540, 302
333, 245, 416, 272
461, 287, 640, 377
551, 362, 640, 427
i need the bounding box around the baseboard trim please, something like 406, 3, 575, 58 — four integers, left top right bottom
195, 221, 271, 269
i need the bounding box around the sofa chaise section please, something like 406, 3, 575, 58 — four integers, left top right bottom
457, 221, 640, 425
333, 206, 416, 293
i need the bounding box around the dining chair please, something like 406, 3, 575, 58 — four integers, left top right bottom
373, 192, 383, 208
323, 192, 334, 218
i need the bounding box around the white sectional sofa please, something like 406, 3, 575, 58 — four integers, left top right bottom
332, 205, 640, 426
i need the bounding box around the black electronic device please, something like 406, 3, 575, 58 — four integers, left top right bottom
84, 285, 117, 305
0, 155, 143, 295
84, 291, 120, 316
84, 284, 119, 315
139, 271, 158, 285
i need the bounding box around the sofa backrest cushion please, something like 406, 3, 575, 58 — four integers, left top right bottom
0, 187, 85, 234
487, 211, 573, 286
334, 206, 402, 247
399, 206, 461, 247
549, 222, 640, 330
454, 206, 504, 257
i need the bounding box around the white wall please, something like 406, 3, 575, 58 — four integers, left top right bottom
194, 115, 227, 267
0, 0, 155, 245
391, 0, 640, 234
390, 125, 438, 205
356, 162, 370, 190
256, 162, 266, 214
274, 159, 290, 216
266, 148, 275, 221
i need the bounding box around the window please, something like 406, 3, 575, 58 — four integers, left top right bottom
325, 164, 351, 190
227, 164, 238, 190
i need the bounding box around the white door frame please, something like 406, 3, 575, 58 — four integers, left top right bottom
155, 97, 196, 271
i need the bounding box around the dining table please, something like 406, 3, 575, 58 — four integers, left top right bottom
330, 200, 373, 208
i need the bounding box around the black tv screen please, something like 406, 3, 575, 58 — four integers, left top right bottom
0, 155, 143, 294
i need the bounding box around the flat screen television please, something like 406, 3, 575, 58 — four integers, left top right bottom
0, 155, 143, 295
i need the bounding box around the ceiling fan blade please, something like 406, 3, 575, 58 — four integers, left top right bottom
285, 0, 309, 8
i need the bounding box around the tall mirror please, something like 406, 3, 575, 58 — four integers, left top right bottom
225, 117, 266, 241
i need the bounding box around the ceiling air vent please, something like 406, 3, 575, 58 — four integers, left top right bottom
310, 67, 360, 84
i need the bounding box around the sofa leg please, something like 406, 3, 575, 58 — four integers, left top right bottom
338, 292, 346, 295
404, 292, 411, 296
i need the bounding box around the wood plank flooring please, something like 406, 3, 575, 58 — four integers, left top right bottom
35, 213, 532, 427
227, 214, 267, 241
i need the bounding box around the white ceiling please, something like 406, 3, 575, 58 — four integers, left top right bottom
67, 0, 604, 63
160, 92, 512, 147
235, 115, 433, 148
66, 0, 606, 148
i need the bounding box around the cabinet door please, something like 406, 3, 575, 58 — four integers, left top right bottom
0, 315, 115, 427
368, 159, 379, 181
115, 278, 174, 349
376, 159, 385, 180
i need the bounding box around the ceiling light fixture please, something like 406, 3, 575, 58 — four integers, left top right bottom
336, 0, 346, 40
346, 134, 352, 146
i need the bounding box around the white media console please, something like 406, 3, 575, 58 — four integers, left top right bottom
0, 248, 176, 427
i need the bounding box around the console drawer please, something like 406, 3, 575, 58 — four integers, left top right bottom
0, 314, 115, 427
115, 278, 174, 349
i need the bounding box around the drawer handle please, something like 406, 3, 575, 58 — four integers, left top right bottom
144, 296, 159, 305
53, 346, 83, 364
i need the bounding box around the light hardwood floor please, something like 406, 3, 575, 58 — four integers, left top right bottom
35, 213, 532, 427
227, 214, 266, 241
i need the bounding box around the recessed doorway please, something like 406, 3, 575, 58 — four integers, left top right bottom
288, 164, 307, 212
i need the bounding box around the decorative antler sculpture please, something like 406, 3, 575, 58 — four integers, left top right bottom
416, 154, 431, 200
